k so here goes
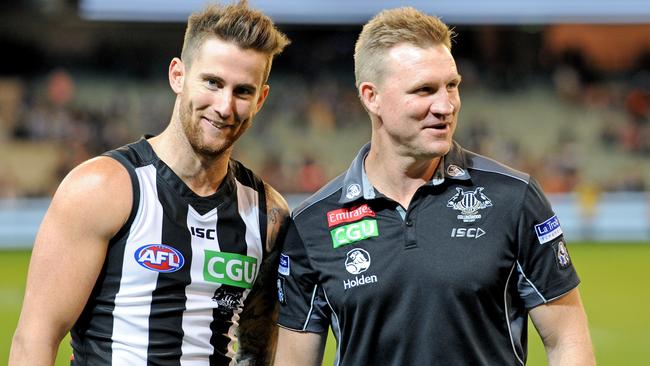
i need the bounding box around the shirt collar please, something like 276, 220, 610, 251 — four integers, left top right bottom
338, 141, 472, 204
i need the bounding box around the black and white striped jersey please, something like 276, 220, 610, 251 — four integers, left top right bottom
70, 137, 268, 365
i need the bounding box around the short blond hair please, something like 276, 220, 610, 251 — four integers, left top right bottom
354, 7, 454, 87
181, 1, 290, 82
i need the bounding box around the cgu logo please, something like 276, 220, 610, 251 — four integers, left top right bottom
330, 219, 378, 248
135, 244, 185, 273
190, 226, 216, 240
204, 250, 258, 289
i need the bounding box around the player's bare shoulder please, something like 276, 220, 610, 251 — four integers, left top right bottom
50, 156, 132, 240
264, 183, 290, 252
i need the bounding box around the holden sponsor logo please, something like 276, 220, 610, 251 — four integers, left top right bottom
451, 227, 486, 239
535, 215, 563, 244
345, 248, 371, 274
327, 204, 376, 227
212, 287, 243, 315
343, 248, 377, 290
446, 164, 466, 177
346, 184, 362, 199
447, 187, 492, 222
330, 219, 379, 248
343, 274, 378, 290
204, 250, 258, 289
134, 244, 184, 273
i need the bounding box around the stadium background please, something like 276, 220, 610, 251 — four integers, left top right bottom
1, 0, 649, 364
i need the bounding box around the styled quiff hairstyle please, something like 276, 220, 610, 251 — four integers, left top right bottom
354, 7, 454, 87
181, 0, 290, 82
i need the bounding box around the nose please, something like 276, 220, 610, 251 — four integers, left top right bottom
430, 90, 455, 119
212, 89, 234, 120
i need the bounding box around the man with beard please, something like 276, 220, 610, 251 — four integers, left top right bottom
10, 2, 290, 365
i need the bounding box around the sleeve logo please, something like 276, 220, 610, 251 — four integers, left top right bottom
534, 215, 563, 244
554, 241, 572, 269
278, 253, 290, 276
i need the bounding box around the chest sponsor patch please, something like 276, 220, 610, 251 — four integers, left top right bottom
204, 250, 258, 288
446, 187, 493, 222
330, 218, 379, 248
535, 215, 563, 244
278, 253, 290, 276
327, 204, 376, 227
135, 244, 185, 273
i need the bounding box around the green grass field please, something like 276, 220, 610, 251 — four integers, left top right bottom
2, 243, 650, 365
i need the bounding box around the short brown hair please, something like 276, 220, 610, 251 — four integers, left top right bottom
354, 7, 454, 87
181, 0, 290, 82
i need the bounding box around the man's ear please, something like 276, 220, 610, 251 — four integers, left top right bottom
255, 84, 270, 113
359, 81, 380, 115
169, 57, 185, 94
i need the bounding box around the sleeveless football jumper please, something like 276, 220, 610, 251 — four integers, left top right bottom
70, 137, 268, 365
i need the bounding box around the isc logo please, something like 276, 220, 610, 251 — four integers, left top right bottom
451, 227, 486, 239
190, 226, 216, 240
135, 244, 185, 273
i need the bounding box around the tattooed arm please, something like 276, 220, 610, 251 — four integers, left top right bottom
235, 183, 290, 365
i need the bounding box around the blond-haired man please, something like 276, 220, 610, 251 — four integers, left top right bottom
10, 2, 290, 365
275, 7, 594, 365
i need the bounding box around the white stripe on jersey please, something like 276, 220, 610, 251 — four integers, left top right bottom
224, 181, 264, 361
181, 205, 219, 364
111, 165, 160, 365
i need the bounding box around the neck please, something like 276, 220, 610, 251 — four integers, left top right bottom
365, 145, 440, 209
148, 109, 231, 197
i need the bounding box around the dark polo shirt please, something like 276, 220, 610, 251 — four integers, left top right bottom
277, 141, 580, 366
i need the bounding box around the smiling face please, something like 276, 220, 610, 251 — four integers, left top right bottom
365, 43, 461, 160
172, 37, 269, 158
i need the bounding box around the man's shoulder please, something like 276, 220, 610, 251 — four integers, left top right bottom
229, 159, 266, 189
292, 173, 346, 219
463, 148, 530, 186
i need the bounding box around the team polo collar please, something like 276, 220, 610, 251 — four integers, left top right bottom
338, 141, 472, 204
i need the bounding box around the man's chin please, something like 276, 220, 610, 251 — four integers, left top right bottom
423, 141, 452, 158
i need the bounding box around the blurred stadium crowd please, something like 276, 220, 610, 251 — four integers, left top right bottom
0, 20, 648, 198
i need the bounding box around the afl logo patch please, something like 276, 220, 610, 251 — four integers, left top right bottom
135, 244, 185, 273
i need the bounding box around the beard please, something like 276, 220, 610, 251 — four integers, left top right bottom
179, 95, 251, 158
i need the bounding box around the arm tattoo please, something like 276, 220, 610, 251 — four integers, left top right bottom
235, 191, 289, 365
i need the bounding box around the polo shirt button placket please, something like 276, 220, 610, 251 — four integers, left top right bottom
404, 216, 417, 248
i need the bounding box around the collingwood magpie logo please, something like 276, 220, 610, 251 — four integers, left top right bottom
447, 187, 492, 223
212, 287, 243, 315
346, 184, 362, 199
